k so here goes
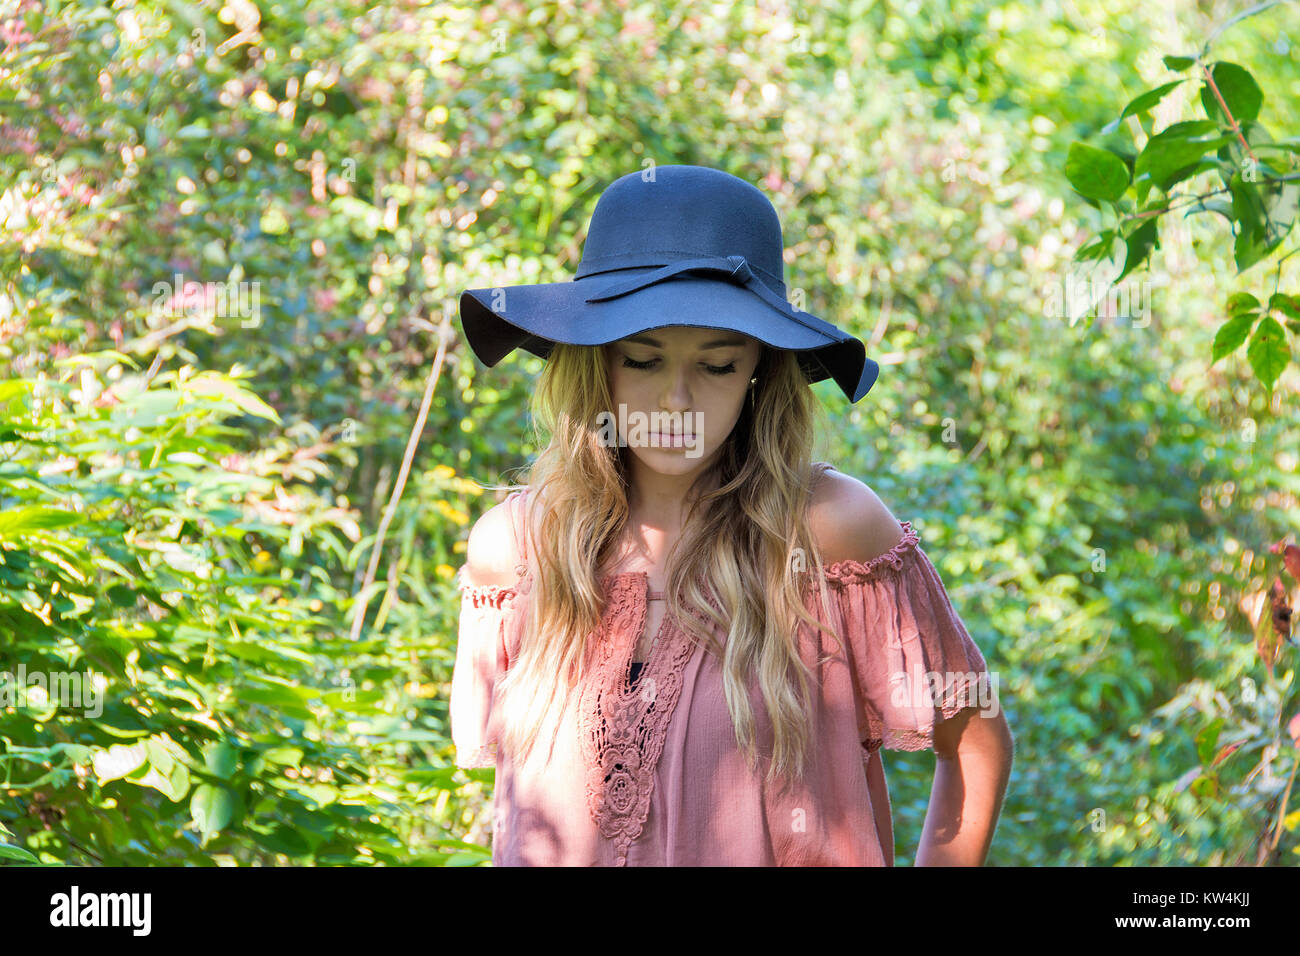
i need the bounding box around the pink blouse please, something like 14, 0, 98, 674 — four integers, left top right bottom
450, 489, 991, 866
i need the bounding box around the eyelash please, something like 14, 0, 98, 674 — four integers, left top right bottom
622, 357, 737, 376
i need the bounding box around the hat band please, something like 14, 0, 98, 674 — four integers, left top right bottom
575, 249, 786, 291
583, 254, 831, 340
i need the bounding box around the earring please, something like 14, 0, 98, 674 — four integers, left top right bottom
748, 378, 756, 412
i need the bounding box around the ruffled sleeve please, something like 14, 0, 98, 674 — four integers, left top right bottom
820, 522, 992, 754
449, 574, 523, 769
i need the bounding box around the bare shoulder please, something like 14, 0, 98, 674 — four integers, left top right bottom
808, 467, 907, 566
462, 494, 525, 588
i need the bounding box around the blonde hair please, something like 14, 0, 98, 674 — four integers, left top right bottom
486, 342, 846, 787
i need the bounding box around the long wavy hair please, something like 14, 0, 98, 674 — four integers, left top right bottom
487, 341, 848, 787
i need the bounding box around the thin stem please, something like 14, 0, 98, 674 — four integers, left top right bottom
348, 309, 453, 642
1200, 61, 1256, 164
1265, 751, 1298, 859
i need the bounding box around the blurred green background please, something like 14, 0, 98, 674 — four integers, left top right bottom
1, 0, 1298, 866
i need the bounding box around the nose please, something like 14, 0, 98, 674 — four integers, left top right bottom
658, 363, 693, 414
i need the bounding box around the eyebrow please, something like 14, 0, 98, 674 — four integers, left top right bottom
623, 334, 747, 349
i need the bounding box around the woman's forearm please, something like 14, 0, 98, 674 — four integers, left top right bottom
915, 708, 1014, 866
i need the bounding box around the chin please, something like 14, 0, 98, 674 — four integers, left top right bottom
630, 443, 714, 472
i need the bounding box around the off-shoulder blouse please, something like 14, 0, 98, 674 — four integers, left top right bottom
450, 489, 992, 866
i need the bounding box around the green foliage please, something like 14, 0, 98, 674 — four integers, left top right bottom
2, 0, 1297, 868
1064, 1, 1300, 394
0, 350, 477, 863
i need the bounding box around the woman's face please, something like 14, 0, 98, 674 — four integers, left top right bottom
602, 326, 762, 474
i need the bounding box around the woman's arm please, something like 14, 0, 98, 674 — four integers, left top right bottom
915, 703, 1014, 866
805, 468, 1009, 865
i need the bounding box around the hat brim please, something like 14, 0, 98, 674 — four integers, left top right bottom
459, 270, 879, 403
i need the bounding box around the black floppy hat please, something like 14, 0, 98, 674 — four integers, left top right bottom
458, 164, 880, 403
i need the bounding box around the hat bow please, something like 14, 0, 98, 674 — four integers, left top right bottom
583, 255, 797, 320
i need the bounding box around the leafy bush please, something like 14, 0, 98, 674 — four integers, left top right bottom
2, 0, 1296, 866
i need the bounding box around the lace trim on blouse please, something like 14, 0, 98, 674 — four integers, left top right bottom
815, 521, 986, 753
454, 518, 940, 851
576, 573, 712, 866
816, 520, 921, 587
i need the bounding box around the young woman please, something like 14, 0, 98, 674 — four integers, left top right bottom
451, 165, 1013, 866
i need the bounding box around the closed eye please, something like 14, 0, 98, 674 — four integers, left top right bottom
622, 357, 737, 376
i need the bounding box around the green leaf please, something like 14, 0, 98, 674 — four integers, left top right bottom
250, 823, 310, 857
1269, 293, 1300, 320
1195, 717, 1224, 765
296, 783, 338, 808
1065, 142, 1130, 202
1230, 175, 1265, 272
146, 737, 174, 777
105, 584, 137, 608
92, 742, 148, 784
1119, 81, 1185, 121
260, 746, 304, 767
1212, 313, 1255, 361
0, 379, 33, 404
184, 373, 282, 424
1227, 171, 1292, 274
1075, 229, 1117, 263
1226, 292, 1260, 315
204, 741, 239, 779
0, 506, 84, 537
443, 851, 489, 866
237, 685, 314, 719
1224, 121, 1289, 172
190, 784, 236, 844
111, 389, 183, 428
127, 757, 191, 802
166, 452, 209, 467
1246, 315, 1290, 389
1118, 219, 1158, 281
95, 709, 152, 738
1199, 62, 1263, 126
1135, 122, 1234, 191
51, 743, 95, 765
1263, 179, 1300, 246
1152, 119, 1220, 137
0, 843, 39, 863
1162, 55, 1196, 70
